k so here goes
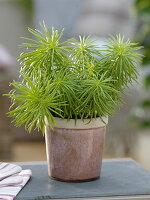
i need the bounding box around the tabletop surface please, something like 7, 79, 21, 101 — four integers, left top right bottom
15, 158, 150, 200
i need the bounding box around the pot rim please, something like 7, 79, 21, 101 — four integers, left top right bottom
50, 116, 108, 129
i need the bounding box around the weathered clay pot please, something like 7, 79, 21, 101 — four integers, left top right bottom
45, 117, 108, 182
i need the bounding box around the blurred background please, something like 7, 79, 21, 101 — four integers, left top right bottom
0, 0, 150, 168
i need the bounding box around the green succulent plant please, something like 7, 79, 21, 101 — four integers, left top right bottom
5, 22, 143, 135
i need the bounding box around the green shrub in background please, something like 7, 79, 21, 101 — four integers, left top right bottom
131, 0, 150, 128
11, 0, 33, 18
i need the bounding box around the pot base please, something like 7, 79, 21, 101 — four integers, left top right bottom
49, 175, 100, 182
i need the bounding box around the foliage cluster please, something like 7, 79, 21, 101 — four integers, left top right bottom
6, 23, 142, 134
130, 0, 150, 129
135, 0, 150, 65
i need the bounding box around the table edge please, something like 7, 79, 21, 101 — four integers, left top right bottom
14, 158, 133, 165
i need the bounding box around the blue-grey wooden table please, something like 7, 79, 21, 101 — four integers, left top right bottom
15, 158, 150, 200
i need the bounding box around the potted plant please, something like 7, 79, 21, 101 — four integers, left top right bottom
5, 22, 142, 182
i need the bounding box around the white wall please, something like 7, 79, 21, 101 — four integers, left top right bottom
33, 0, 85, 39
0, 0, 32, 77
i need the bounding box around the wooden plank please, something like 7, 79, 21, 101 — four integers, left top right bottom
14, 158, 133, 165
49, 195, 150, 200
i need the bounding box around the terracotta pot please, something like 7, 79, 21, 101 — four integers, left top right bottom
45, 117, 108, 182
